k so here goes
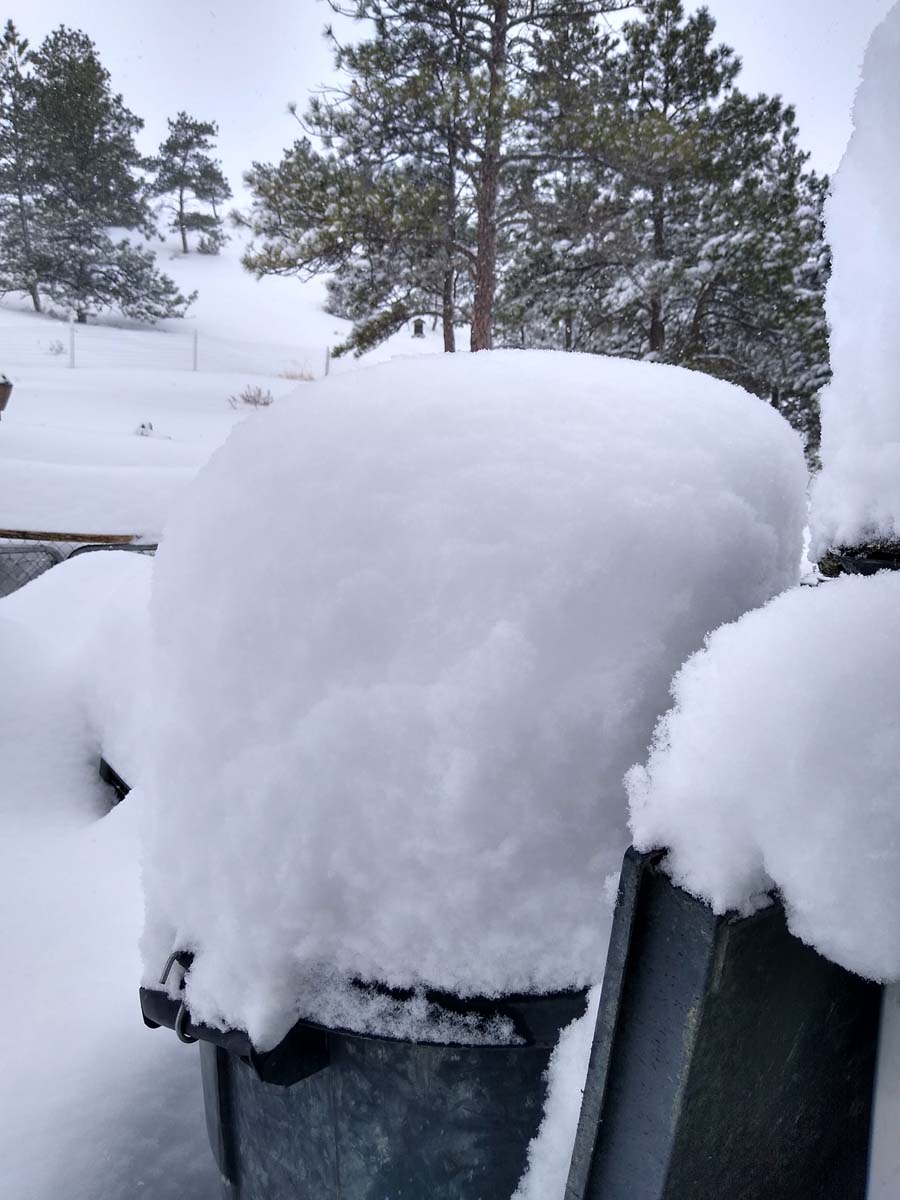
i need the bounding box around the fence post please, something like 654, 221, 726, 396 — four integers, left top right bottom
192, 329, 199, 372
324, 346, 331, 377
68, 312, 75, 369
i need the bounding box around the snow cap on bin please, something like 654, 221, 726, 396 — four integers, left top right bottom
141, 349, 805, 1049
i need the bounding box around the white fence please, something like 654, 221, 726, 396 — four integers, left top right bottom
0, 317, 331, 379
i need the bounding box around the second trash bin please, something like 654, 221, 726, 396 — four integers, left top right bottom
566, 849, 882, 1200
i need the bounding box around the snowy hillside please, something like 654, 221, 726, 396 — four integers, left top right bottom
0, 234, 446, 537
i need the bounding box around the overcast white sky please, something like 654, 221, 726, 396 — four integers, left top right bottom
11, 0, 897, 194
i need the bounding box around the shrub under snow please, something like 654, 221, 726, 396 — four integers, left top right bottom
141, 350, 806, 1050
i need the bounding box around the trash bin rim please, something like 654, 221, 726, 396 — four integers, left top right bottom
141, 977, 590, 1054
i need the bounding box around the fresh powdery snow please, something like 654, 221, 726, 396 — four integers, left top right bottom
513, 986, 602, 1200
0, 231, 446, 540
628, 570, 900, 982
0, 551, 156, 784
0, 553, 218, 1200
813, 0, 900, 554
141, 349, 807, 1051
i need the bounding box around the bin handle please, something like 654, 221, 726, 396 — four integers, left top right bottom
159, 950, 198, 1045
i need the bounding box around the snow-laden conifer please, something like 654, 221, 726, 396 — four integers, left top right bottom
150, 112, 231, 255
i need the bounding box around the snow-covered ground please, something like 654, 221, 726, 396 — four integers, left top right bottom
0, 233, 446, 537
0, 553, 219, 1200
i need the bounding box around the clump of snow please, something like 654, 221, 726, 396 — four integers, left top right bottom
628, 570, 900, 982
282, 974, 519, 1046
2, 551, 153, 784
141, 349, 806, 1050
0, 553, 217, 1199
513, 986, 601, 1200
812, 1, 900, 554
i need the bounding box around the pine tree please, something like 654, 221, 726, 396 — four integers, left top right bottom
327, 1, 631, 351
25, 26, 193, 322
242, 0, 630, 355
0, 21, 44, 311
151, 112, 231, 254
498, 7, 620, 351
242, 12, 478, 355
500, 0, 830, 443
758, 171, 831, 462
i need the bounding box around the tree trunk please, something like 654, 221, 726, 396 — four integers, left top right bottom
470, 0, 509, 353
28, 283, 41, 313
76, 311, 87, 324
564, 315, 573, 352
685, 280, 713, 363
442, 267, 456, 352
649, 296, 665, 356
179, 187, 188, 254
442, 112, 458, 353
649, 184, 666, 356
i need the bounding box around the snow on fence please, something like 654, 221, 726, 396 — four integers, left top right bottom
0, 318, 330, 380
0, 542, 63, 599
0, 536, 156, 599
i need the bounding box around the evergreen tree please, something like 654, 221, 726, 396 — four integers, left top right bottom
0, 21, 43, 311
23, 26, 193, 322
242, 13, 478, 355
38, 239, 195, 323
151, 112, 231, 254
764, 172, 831, 461
244, 132, 466, 356
501, 0, 830, 445
243, 0, 629, 354
339, 1, 629, 350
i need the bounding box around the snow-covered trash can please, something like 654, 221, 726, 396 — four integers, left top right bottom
623, 571, 900, 1199
142, 975, 589, 1197
566, 849, 880, 1200
138, 350, 806, 1197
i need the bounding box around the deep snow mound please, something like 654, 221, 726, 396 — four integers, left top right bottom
813, 2, 900, 553
0, 551, 217, 1200
628, 570, 900, 982
141, 350, 806, 1049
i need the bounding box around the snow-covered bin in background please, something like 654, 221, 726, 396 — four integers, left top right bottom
813, 1, 900, 556
140, 349, 806, 1051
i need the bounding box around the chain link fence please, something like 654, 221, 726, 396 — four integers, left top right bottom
0, 542, 63, 598
0, 538, 156, 599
